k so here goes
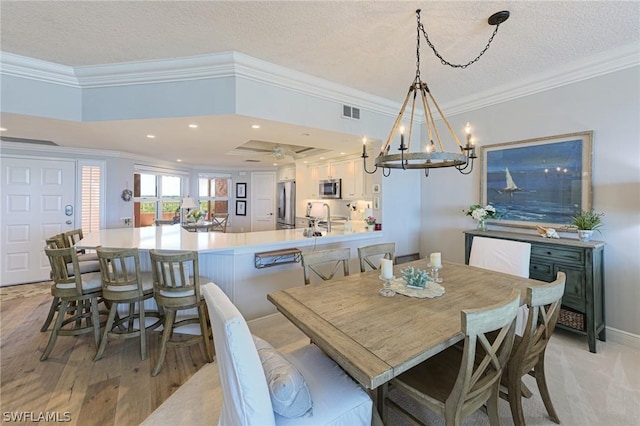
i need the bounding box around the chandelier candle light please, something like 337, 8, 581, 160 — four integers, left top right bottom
362, 8, 509, 178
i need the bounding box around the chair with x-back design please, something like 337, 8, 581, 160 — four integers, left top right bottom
301, 248, 350, 285
385, 289, 520, 425
357, 242, 395, 273
501, 272, 566, 425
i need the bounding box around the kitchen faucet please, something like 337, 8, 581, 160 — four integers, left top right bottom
323, 203, 331, 233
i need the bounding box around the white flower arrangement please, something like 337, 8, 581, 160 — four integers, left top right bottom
465, 204, 499, 221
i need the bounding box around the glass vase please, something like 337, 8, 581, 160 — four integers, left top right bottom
477, 219, 487, 231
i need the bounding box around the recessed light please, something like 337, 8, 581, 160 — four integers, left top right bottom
146, 134, 156, 139
340, 152, 346, 155
188, 124, 198, 129
176, 159, 183, 162
319, 157, 325, 160
303, 161, 308, 164
251, 124, 261, 129
273, 163, 278, 166
0, 127, 6, 132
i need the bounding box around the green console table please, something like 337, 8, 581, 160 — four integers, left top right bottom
464, 229, 605, 353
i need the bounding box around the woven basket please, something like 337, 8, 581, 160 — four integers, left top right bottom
558, 308, 585, 331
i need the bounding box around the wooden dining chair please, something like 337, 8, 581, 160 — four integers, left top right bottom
384, 289, 521, 426
41, 246, 104, 361
301, 247, 350, 285
201, 282, 373, 425
149, 249, 214, 376
357, 242, 395, 272
208, 213, 229, 232
502, 272, 566, 425
94, 247, 161, 361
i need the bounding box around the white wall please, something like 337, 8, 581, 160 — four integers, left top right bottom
419, 66, 640, 336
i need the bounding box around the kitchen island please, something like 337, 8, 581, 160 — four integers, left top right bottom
79, 224, 382, 319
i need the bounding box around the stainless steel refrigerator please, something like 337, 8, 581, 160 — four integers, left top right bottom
276, 180, 296, 229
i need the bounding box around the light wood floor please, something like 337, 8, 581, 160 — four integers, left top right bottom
0, 283, 212, 425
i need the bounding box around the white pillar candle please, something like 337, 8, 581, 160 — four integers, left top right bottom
430, 252, 442, 268
381, 258, 394, 279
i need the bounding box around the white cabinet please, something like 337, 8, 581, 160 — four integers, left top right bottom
307, 158, 372, 199
308, 164, 331, 197
331, 159, 356, 199
278, 165, 295, 182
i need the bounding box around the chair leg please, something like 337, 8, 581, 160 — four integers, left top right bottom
139, 302, 147, 360
152, 309, 176, 376
128, 302, 135, 332
198, 304, 214, 363
41, 300, 69, 361
486, 380, 501, 426
40, 296, 60, 332
94, 303, 118, 361
534, 356, 560, 423
90, 296, 101, 348
507, 369, 526, 426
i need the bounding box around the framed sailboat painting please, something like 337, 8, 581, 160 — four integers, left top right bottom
480, 131, 593, 229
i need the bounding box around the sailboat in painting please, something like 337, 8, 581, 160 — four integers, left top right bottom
504, 168, 519, 192
498, 167, 521, 200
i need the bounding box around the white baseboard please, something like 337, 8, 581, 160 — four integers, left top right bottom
606, 326, 640, 349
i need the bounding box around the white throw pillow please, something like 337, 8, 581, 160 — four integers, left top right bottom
252, 335, 313, 418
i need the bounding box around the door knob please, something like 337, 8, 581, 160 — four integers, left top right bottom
65, 220, 72, 225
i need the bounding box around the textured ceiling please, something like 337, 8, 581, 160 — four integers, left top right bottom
1, 1, 639, 167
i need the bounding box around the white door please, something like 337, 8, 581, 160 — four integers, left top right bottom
251, 172, 276, 231
1, 157, 76, 286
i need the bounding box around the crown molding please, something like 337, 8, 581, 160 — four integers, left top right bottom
2, 43, 638, 120
0, 52, 78, 87
442, 43, 640, 117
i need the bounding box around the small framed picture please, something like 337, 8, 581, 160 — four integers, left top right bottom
373, 196, 380, 210
372, 183, 380, 194
236, 200, 246, 216
236, 182, 247, 198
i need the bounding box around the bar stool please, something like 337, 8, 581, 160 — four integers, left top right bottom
40, 233, 101, 332
94, 247, 161, 361
41, 246, 103, 361
149, 250, 214, 376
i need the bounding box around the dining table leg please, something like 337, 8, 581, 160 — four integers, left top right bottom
376, 383, 389, 424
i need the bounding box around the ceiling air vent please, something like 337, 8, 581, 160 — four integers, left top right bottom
342, 105, 360, 120
1, 136, 58, 146
244, 159, 261, 163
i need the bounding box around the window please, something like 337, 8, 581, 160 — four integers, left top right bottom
79, 161, 104, 234
133, 170, 185, 227
198, 174, 231, 220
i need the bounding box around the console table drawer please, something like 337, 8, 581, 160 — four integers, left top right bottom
531, 246, 584, 263
529, 261, 554, 280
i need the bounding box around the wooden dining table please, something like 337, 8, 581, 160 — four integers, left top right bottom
267, 259, 545, 417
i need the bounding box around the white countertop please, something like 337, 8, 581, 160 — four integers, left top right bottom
78, 222, 380, 255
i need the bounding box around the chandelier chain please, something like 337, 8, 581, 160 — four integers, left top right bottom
416, 10, 502, 69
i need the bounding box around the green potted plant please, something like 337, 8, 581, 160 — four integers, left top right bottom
570, 209, 603, 242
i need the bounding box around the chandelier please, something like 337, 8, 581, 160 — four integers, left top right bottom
363, 9, 510, 177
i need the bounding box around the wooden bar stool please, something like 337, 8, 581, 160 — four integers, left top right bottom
41, 246, 103, 361
149, 250, 214, 376
94, 247, 161, 361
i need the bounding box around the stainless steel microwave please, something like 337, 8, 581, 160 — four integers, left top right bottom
319, 179, 341, 199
